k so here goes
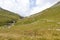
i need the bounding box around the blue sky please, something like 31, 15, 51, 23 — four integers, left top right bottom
0, 0, 59, 17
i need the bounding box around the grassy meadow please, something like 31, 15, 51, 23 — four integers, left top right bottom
0, 2, 60, 40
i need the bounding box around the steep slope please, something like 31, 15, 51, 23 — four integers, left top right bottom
0, 8, 21, 26
16, 1, 60, 26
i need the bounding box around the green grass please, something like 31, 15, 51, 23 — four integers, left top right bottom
0, 2, 60, 40
0, 8, 21, 26
15, 3, 60, 29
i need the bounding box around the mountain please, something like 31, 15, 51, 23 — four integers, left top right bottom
11, 1, 60, 40
0, 1, 60, 40
16, 1, 60, 25
0, 7, 21, 26
0, 0, 59, 17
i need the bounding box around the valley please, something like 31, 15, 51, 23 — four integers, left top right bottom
0, 1, 60, 40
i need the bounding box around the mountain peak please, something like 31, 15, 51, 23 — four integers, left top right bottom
55, 1, 60, 5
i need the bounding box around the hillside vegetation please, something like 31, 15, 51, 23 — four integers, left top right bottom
0, 8, 20, 26
0, 2, 60, 40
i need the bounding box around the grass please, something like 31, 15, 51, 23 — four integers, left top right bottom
0, 2, 60, 40
0, 8, 21, 26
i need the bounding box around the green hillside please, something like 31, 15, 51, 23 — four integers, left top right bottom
16, 2, 60, 26
0, 2, 60, 40
0, 8, 21, 26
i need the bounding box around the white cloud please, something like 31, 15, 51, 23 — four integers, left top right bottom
0, 0, 59, 17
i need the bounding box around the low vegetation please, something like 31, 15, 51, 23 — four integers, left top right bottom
0, 2, 60, 40
0, 8, 21, 26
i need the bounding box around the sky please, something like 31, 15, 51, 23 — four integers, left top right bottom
0, 0, 59, 17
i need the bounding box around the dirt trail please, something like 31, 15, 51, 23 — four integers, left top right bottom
48, 29, 60, 31
0, 33, 20, 38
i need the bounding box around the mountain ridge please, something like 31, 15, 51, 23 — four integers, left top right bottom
15, 1, 60, 25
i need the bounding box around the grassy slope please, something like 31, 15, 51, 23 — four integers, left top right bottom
16, 3, 60, 28
0, 8, 20, 26
0, 2, 60, 40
